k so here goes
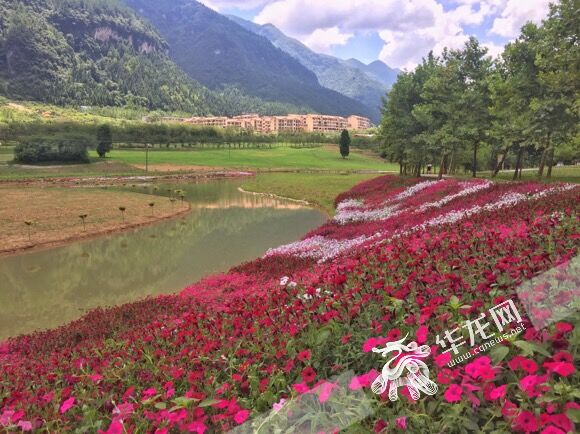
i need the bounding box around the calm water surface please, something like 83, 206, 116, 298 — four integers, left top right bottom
0, 178, 326, 340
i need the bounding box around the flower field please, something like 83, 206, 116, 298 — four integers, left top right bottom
1, 175, 578, 433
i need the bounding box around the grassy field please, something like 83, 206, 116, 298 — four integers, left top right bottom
477, 166, 580, 184
106, 147, 396, 172
241, 173, 380, 215
0, 187, 188, 253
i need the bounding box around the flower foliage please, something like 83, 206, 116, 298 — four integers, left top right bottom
0, 176, 578, 433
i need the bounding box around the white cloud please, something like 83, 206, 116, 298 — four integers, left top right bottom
303, 27, 354, 54
490, 0, 551, 38
201, 0, 554, 70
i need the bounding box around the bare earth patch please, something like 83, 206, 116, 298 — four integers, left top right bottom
0, 187, 190, 255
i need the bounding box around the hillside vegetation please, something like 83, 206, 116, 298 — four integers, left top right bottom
122, 0, 375, 120
0, 0, 311, 116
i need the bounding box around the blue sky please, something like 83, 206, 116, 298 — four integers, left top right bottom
200, 0, 553, 69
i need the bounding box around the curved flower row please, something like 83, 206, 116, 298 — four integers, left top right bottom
0, 175, 578, 433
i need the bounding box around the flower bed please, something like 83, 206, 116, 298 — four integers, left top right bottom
1, 176, 578, 433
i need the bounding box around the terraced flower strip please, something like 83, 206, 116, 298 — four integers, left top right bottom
1, 176, 578, 433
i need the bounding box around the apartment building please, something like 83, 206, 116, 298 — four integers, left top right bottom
183, 114, 371, 134
271, 115, 306, 133
347, 115, 373, 131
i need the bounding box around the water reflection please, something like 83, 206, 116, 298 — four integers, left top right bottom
0, 179, 326, 340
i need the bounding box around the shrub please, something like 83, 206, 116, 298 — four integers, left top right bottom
14, 139, 89, 164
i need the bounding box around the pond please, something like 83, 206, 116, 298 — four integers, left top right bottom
0, 178, 326, 340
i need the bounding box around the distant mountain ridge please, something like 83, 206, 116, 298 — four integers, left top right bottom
227, 15, 399, 122
345, 58, 400, 88
123, 0, 376, 120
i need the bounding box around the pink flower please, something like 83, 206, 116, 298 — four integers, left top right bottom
293, 382, 310, 394
141, 388, 157, 399
112, 403, 134, 420
16, 421, 33, 432
434, 352, 451, 368
543, 361, 575, 377
349, 370, 379, 390
103, 419, 123, 434
187, 420, 207, 434
89, 374, 104, 383
317, 382, 337, 403
273, 398, 286, 412
59, 397, 75, 414
395, 416, 407, 430
519, 375, 548, 398
363, 337, 389, 353
444, 384, 463, 403
489, 385, 507, 400
416, 326, 428, 344
234, 409, 250, 425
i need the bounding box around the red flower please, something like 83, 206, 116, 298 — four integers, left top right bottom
301, 366, 316, 383
543, 362, 575, 377
415, 326, 428, 344
540, 427, 565, 434
489, 385, 507, 400
297, 350, 311, 362
513, 411, 538, 433
444, 384, 463, 403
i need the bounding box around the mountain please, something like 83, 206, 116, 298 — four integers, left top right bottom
345, 58, 400, 88
0, 0, 219, 114
122, 0, 376, 120
227, 15, 399, 121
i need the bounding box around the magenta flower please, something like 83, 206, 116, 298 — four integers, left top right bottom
444, 385, 463, 403
233, 409, 250, 425
59, 397, 75, 414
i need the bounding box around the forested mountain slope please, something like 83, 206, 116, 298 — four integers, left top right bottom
0, 0, 219, 113
123, 0, 375, 120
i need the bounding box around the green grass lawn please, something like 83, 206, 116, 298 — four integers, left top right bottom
106, 147, 396, 172
241, 173, 380, 215
477, 166, 580, 184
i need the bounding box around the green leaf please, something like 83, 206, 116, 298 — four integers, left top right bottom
154, 402, 167, 410
198, 398, 221, 408
566, 408, 580, 424
172, 396, 198, 408
489, 346, 509, 363
513, 340, 550, 357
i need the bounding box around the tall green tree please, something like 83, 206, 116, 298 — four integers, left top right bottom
533, 0, 579, 177
96, 124, 113, 158
455, 37, 493, 177
339, 129, 351, 159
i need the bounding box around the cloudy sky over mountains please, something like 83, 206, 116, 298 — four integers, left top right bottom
200, 0, 553, 70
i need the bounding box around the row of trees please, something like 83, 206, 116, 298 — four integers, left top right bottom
380, 0, 578, 179
1, 120, 375, 150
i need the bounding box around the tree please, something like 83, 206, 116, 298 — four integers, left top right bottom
456, 37, 493, 178
339, 129, 351, 159
96, 124, 113, 158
